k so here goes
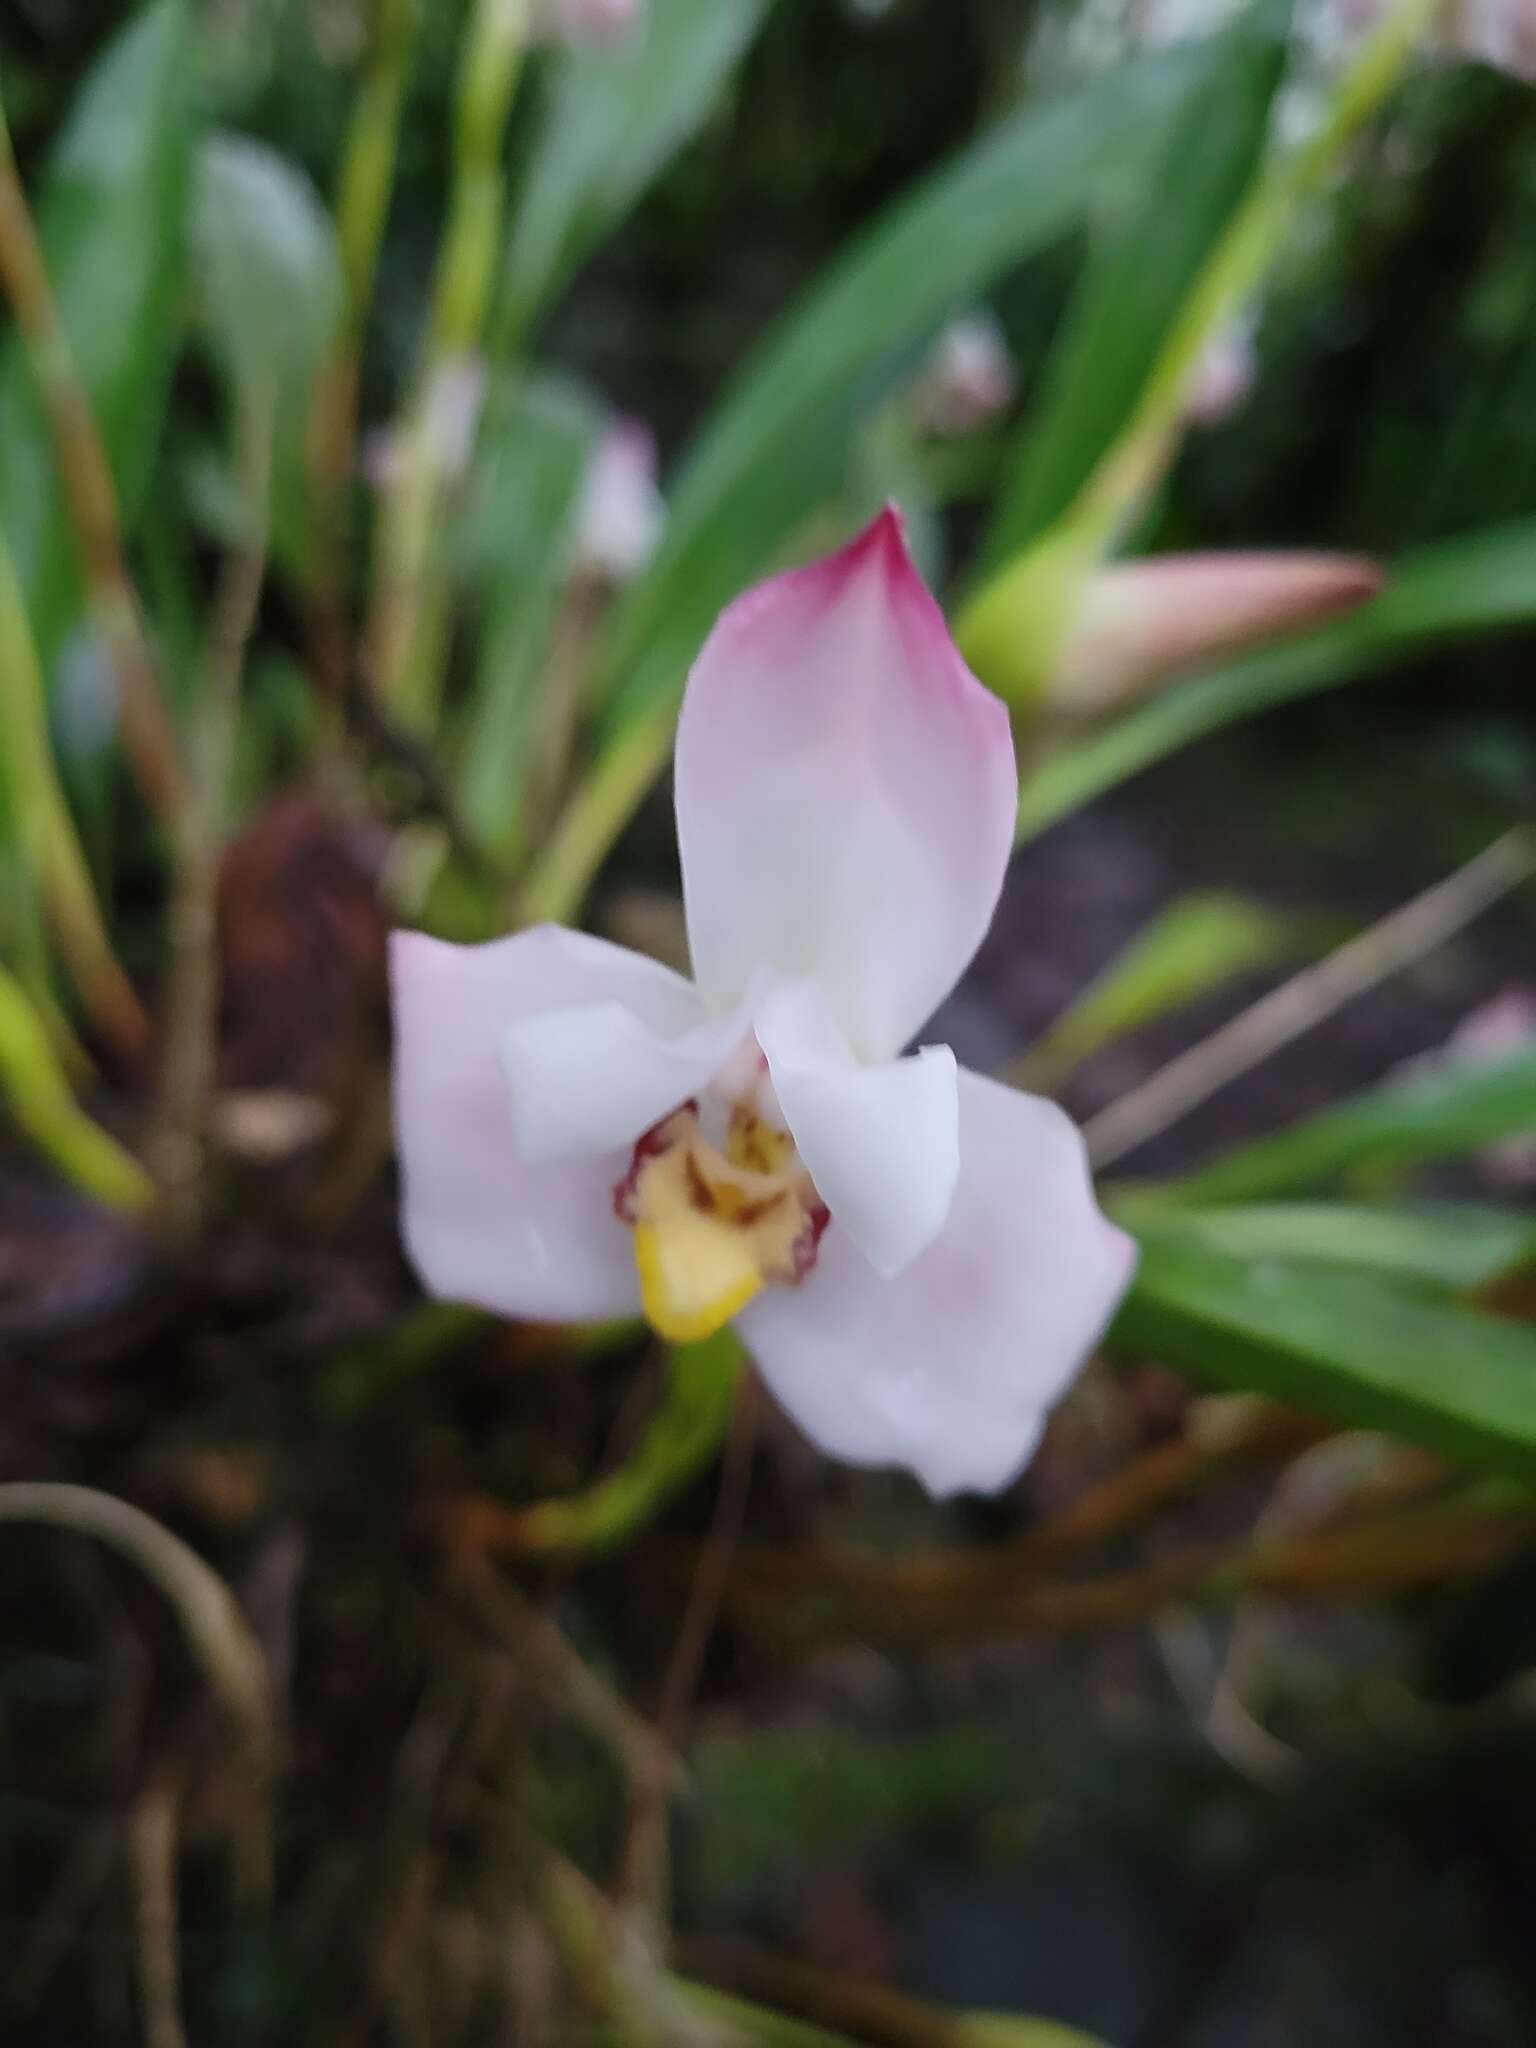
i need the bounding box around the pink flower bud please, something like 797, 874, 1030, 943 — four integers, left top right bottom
1438, 989, 1536, 1186
1330, 0, 1536, 82
1053, 551, 1382, 717
574, 419, 665, 583
530, 0, 643, 45
910, 313, 1016, 436
1184, 318, 1258, 429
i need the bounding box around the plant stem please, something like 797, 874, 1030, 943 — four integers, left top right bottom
954, 0, 1438, 694
671, 1977, 864, 2047
617, 1375, 759, 1920
127, 1773, 187, 2048
0, 1482, 274, 1901
310, 0, 420, 703
720, 1493, 1535, 1653
519, 700, 674, 924
446, 1331, 744, 1558
719, 1399, 1319, 1616
676, 1940, 1104, 2048
453, 1556, 678, 1794
1082, 828, 1535, 1171
523, 0, 1441, 918
0, 960, 153, 1210
0, 529, 149, 1060
368, 0, 527, 730
0, 95, 184, 823
153, 389, 276, 1241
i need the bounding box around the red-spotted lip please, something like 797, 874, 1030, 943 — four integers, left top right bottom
612, 1101, 697, 1223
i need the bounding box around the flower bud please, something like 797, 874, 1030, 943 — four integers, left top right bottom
1428, 989, 1536, 1186
530, 0, 643, 45
1052, 551, 1382, 717
910, 312, 1016, 436
1184, 316, 1258, 428
1332, 0, 1536, 82
574, 419, 665, 582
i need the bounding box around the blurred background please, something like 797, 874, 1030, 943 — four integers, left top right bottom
0, 1, 1534, 2043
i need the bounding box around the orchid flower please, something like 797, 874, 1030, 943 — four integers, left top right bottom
391, 510, 1136, 1496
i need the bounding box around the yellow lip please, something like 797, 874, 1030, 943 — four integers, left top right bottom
633, 1217, 764, 1344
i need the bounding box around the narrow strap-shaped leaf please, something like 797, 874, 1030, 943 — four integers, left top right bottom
1112, 1234, 1536, 1479
1157, 1049, 1536, 1207
1125, 1201, 1536, 1293
0, 0, 194, 685
1016, 889, 1313, 1092
976, 0, 1290, 578
589, 43, 1205, 746
497, 0, 771, 347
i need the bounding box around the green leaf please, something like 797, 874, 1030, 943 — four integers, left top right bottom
190, 132, 342, 582
0, 0, 194, 683
976, 0, 1288, 578
591, 43, 1208, 747
455, 372, 600, 590
672, 1979, 1107, 2048
1157, 1049, 1536, 1207
670, 1980, 861, 2048
1015, 517, 1536, 842
454, 372, 601, 857
1018, 889, 1311, 1091
960, 0, 1432, 707
191, 132, 341, 419
496, 0, 770, 345
963, 2023, 1108, 2048
1112, 1235, 1536, 1478
1130, 1201, 1536, 1293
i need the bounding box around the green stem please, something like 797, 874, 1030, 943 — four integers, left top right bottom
954, 0, 1437, 697
369, 0, 528, 730
153, 384, 276, 1241
0, 530, 148, 1060
0, 961, 153, 1210
309, 0, 420, 707
671, 1978, 862, 2047
0, 90, 185, 824
522, 1, 1436, 929
336, 0, 419, 329
466, 1332, 742, 1557
519, 700, 673, 925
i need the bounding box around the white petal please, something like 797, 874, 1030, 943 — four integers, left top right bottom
391, 925, 685, 1322
754, 980, 958, 1278
502, 998, 746, 1165
674, 507, 1017, 1062
738, 1069, 1138, 1496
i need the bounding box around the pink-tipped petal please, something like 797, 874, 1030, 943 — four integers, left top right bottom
754, 980, 959, 1278
675, 507, 1017, 1062
738, 1069, 1138, 1497
1055, 552, 1383, 717
391, 925, 696, 1322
